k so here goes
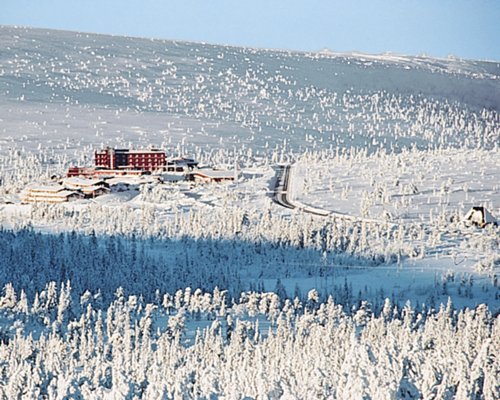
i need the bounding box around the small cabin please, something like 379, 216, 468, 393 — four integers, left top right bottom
464, 206, 497, 228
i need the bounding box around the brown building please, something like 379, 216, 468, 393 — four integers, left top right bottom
94, 147, 166, 171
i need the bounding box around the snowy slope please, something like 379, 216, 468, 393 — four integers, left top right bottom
0, 25, 499, 162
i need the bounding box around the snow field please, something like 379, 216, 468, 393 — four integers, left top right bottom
293, 147, 500, 223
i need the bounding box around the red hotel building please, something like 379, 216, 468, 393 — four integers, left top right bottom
94, 147, 166, 172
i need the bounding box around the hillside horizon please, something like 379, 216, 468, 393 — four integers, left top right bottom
5, 24, 500, 63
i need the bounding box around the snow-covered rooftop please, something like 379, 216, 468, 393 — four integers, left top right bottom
63, 177, 107, 187
28, 185, 64, 193
192, 170, 235, 179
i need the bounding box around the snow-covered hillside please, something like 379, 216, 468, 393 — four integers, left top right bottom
0, 26, 499, 399
1, 26, 499, 160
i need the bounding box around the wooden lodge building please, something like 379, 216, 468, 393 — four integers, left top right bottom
62, 177, 110, 198
21, 186, 84, 203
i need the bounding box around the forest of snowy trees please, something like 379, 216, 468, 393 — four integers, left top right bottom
0, 220, 403, 306
0, 283, 498, 399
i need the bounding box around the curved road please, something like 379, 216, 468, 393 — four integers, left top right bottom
273, 164, 396, 225
273, 164, 295, 210
273, 164, 329, 216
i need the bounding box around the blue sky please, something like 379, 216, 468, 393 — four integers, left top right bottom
1, 0, 499, 60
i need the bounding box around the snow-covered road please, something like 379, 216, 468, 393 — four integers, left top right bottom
274, 163, 397, 227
